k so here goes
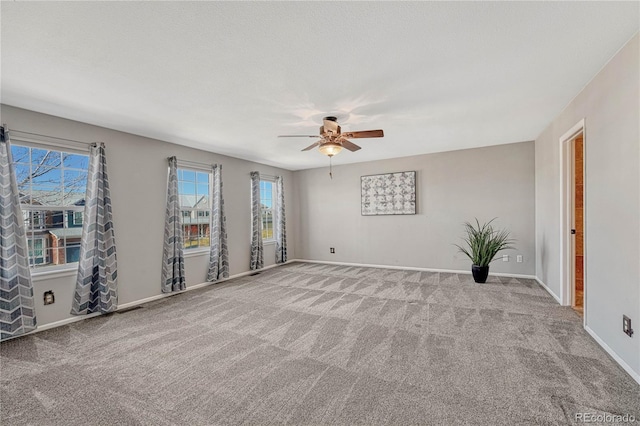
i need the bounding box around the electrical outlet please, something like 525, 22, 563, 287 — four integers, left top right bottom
502, 254, 509, 262
43, 290, 55, 305
623, 315, 633, 337
330, 247, 335, 254
517, 255, 523, 263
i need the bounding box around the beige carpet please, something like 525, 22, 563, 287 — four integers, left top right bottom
1, 262, 639, 425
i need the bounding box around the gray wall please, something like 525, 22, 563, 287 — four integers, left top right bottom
1, 105, 296, 327
294, 141, 536, 275
535, 34, 639, 377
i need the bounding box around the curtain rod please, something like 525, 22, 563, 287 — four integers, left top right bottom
173, 158, 214, 169
5, 128, 96, 147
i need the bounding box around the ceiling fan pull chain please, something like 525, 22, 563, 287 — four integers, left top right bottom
329, 156, 333, 179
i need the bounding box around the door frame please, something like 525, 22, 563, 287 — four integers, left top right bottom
559, 118, 586, 326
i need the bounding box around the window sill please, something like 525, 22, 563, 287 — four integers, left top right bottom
183, 248, 210, 258
263, 240, 276, 246
31, 266, 78, 282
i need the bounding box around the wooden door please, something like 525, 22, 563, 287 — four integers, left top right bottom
573, 135, 584, 314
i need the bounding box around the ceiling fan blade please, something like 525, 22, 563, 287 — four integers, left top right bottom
278, 135, 319, 138
342, 129, 384, 139
340, 139, 361, 152
301, 141, 321, 151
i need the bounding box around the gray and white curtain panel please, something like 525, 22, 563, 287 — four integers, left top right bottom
161, 156, 186, 293
207, 164, 229, 282
0, 127, 37, 340
249, 171, 263, 270
71, 143, 118, 315
275, 176, 287, 264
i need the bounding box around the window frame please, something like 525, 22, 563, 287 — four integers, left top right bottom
10, 139, 90, 273
259, 178, 276, 243
176, 165, 212, 253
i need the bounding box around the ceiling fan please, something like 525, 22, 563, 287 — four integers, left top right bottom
278, 116, 384, 157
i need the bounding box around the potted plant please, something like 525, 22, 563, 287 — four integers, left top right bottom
455, 218, 515, 283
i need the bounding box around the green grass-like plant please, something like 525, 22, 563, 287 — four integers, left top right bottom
455, 218, 515, 267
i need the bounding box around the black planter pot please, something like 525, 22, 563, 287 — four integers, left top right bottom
471, 265, 490, 283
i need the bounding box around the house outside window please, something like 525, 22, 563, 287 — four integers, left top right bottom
260, 179, 275, 241
11, 144, 89, 269
177, 168, 211, 250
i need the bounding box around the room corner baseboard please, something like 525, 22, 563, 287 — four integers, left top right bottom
534, 277, 562, 304
584, 326, 640, 386
290, 258, 537, 280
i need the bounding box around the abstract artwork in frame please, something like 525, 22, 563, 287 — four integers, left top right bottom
361, 171, 416, 216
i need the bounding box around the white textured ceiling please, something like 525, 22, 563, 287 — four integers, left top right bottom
1, 2, 638, 170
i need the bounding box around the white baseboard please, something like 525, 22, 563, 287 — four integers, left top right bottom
290, 258, 537, 280
534, 277, 562, 304
584, 325, 640, 385
115, 261, 287, 311
2, 261, 291, 342
7, 312, 103, 338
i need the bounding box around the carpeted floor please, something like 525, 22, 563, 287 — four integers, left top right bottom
1, 262, 639, 425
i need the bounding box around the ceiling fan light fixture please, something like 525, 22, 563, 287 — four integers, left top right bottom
318, 142, 343, 157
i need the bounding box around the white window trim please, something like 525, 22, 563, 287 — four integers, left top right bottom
31, 262, 80, 278
31, 265, 78, 281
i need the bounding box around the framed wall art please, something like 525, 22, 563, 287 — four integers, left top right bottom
361, 171, 416, 216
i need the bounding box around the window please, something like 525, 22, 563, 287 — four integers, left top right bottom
11, 144, 89, 269
65, 242, 81, 264
260, 179, 275, 241
27, 238, 46, 265
177, 168, 211, 250
72, 211, 83, 226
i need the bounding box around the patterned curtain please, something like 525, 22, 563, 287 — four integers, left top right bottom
207, 164, 229, 281
249, 171, 263, 270
275, 176, 287, 264
0, 127, 37, 339
161, 157, 185, 293
71, 143, 118, 315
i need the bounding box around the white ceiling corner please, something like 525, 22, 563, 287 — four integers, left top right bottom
1, 1, 638, 170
